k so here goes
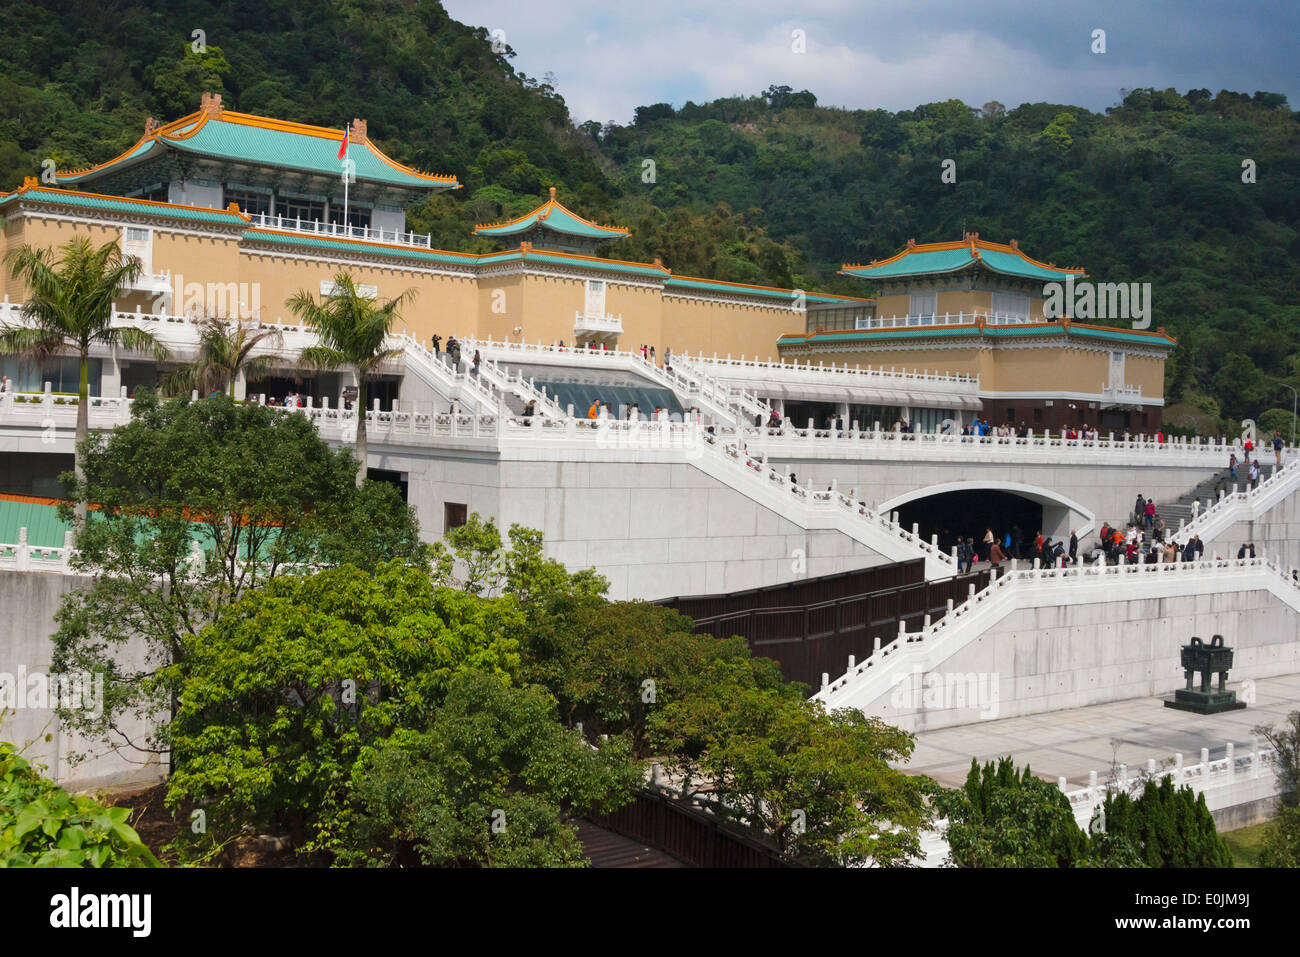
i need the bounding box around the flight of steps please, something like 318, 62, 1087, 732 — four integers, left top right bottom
1156, 462, 1279, 530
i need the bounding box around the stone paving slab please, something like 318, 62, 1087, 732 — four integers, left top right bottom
904, 673, 1300, 788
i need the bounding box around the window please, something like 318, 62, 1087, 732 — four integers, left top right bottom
584, 279, 606, 318
224, 188, 271, 216
1033, 407, 1043, 424
275, 196, 324, 223
909, 291, 937, 319
328, 206, 372, 230
1005, 407, 1015, 422
991, 291, 1030, 319
124, 227, 149, 242
320, 280, 377, 299
140, 184, 169, 203
444, 503, 468, 531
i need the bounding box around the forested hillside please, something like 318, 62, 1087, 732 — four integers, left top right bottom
1, 0, 1297, 427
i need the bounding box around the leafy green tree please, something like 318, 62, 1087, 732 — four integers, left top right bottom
160, 316, 285, 398
1, 236, 169, 520
0, 741, 161, 868
650, 657, 930, 866
526, 598, 741, 757
288, 273, 416, 486
164, 562, 524, 857
51, 392, 426, 762
931, 757, 1091, 867
339, 672, 638, 867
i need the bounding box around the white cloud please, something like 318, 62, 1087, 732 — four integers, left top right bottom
442, 0, 1298, 124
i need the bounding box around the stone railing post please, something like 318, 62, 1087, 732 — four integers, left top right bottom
15, 526, 30, 571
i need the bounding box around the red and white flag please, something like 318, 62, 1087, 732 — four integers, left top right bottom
337, 125, 350, 160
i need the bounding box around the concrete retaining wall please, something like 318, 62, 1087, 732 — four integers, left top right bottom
864, 587, 1300, 733
0, 570, 164, 793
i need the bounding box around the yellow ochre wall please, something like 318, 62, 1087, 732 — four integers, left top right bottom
874, 289, 1053, 319
0, 206, 901, 363
777, 342, 1166, 399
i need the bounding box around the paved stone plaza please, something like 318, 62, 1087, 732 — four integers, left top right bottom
905, 673, 1300, 789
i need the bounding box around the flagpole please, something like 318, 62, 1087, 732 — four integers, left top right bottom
343, 138, 349, 235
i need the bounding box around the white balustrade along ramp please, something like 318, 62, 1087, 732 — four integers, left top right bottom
711, 421, 1294, 468
464, 337, 760, 426
498, 416, 959, 577
1176, 459, 1300, 542
388, 333, 499, 413
812, 555, 1300, 718
675, 351, 981, 419
473, 354, 566, 418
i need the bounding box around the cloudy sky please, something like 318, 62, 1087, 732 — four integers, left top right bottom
441, 0, 1299, 124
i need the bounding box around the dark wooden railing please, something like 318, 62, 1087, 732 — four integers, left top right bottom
588, 789, 792, 868
659, 561, 992, 689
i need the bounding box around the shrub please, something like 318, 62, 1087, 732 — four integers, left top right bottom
0, 740, 161, 868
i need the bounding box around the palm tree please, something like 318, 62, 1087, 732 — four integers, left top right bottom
287, 273, 416, 486
161, 315, 285, 399
2, 237, 169, 520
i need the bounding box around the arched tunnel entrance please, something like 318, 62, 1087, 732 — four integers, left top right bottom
884, 482, 1094, 561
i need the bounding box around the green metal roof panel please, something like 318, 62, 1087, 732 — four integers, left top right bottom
0, 499, 71, 548
169, 118, 455, 190
4, 187, 249, 225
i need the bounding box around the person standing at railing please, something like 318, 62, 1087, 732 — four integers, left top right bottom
1249, 459, 1261, 489
1069, 530, 1078, 565
1274, 431, 1285, 468
430, 334, 442, 356
1229, 452, 1238, 481
0, 375, 9, 393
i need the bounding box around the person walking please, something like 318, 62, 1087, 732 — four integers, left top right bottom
989, 540, 1007, 568
1228, 452, 1237, 481
1249, 459, 1261, 489
1133, 493, 1146, 527
1068, 529, 1079, 565
982, 527, 995, 562
1144, 498, 1156, 532
1274, 431, 1284, 468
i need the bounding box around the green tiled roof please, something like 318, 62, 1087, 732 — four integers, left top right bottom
519, 250, 664, 277
665, 276, 864, 304
779, 323, 1174, 347
2, 187, 249, 225
58, 140, 162, 183
475, 195, 627, 239
55, 111, 458, 193
243, 229, 481, 266
168, 117, 454, 189
842, 242, 1082, 282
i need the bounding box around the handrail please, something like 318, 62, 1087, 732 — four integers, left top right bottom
812, 554, 1300, 711
1178, 459, 1300, 542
